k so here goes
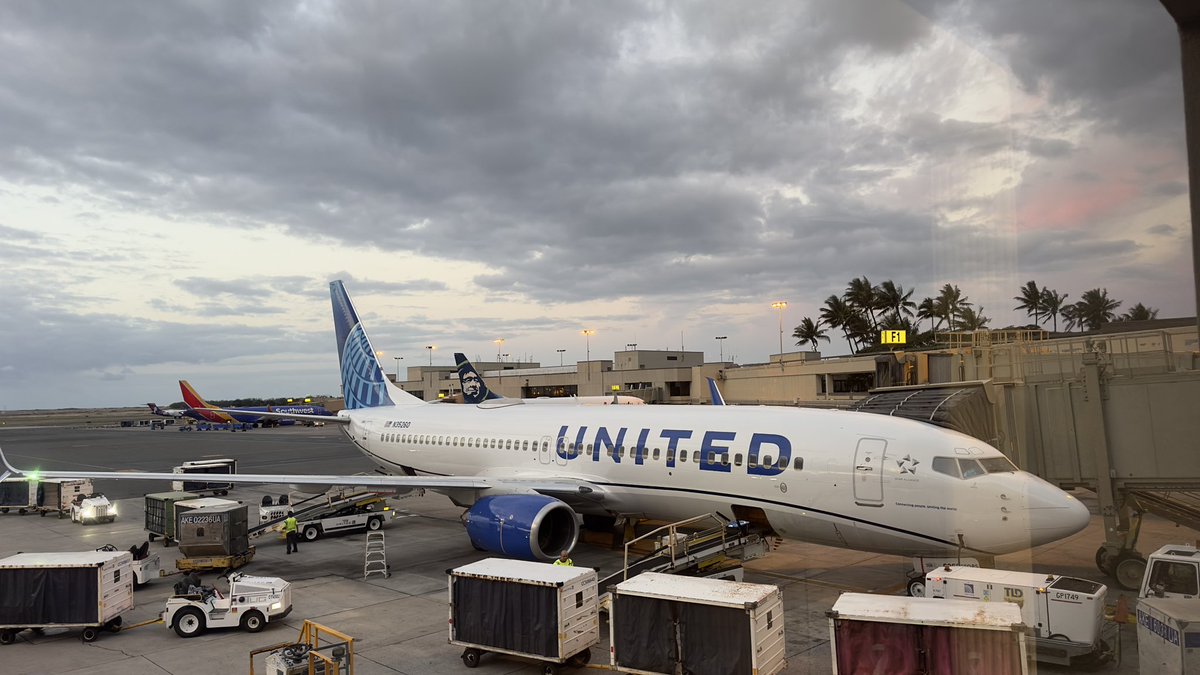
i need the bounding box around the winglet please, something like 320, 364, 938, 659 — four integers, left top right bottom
0, 445, 22, 480
707, 377, 726, 406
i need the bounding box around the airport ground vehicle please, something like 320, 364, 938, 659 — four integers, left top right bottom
828, 592, 1031, 674
0, 550, 134, 644
254, 490, 393, 542
97, 543, 161, 587
144, 490, 200, 544
70, 493, 117, 524
450, 559, 597, 674
925, 565, 1111, 668
249, 620, 355, 675
163, 572, 292, 638
0, 477, 37, 514
1137, 543, 1200, 599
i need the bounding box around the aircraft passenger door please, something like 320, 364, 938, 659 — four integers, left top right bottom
540, 435, 560, 465
853, 438, 886, 506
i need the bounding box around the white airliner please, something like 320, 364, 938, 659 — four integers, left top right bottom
0, 281, 1089, 567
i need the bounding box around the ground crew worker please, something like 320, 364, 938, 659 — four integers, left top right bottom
553, 550, 573, 566
283, 511, 299, 554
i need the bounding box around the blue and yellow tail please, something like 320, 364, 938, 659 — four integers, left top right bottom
330, 280, 423, 409
454, 353, 503, 404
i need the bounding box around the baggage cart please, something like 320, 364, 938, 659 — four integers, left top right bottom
610, 572, 786, 675
1136, 597, 1200, 674
828, 592, 1031, 674
0, 477, 37, 514
35, 478, 92, 518
144, 490, 199, 544
175, 547, 256, 573
0, 550, 134, 644
449, 558, 598, 673
176, 502, 250, 558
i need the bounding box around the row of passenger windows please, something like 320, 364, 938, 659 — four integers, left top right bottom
378, 431, 804, 471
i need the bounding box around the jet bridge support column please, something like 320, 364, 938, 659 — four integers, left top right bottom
1080, 345, 1146, 588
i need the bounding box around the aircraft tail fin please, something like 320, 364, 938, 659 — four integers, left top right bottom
707, 377, 726, 406
455, 353, 502, 404
146, 403, 161, 415
330, 280, 423, 409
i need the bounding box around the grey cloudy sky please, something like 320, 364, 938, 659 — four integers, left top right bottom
0, 0, 1193, 409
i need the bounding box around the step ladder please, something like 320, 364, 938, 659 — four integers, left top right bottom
363, 531, 389, 579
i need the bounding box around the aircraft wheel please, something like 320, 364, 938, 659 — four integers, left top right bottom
1095, 546, 1117, 575
173, 608, 206, 638
906, 576, 926, 598
240, 610, 265, 633
81, 627, 99, 642
461, 648, 482, 668
1114, 553, 1147, 591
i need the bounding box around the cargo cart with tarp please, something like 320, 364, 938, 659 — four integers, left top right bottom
0, 550, 134, 644
0, 477, 37, 514
448, 558, 597, 674
35, 478, 92, 518
144, 490, 199, 544
610, 572, 787, 675
175, 502, 253, 572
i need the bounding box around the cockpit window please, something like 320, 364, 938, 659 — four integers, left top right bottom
959, 458, 985, 479
980, 456, 1018, 474
932, 456, 960, 478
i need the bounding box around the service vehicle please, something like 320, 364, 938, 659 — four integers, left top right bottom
35, 478, 92, 518
97, 543, 161, 587
925, 564, 1111, 669
70, 493, 117, 524
1137, 544, 1200, 600
163, 572, 292, 638
297, 502, 394, 541
0, 477, 37, 514
0, 550, 134, 644
171, 458, 237, 496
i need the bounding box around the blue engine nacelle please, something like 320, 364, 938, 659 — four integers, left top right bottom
464, 494, 579, 561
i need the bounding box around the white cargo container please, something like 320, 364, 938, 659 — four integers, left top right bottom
171, 458, 236, 495
610, 572, 786, 675
0, 550, 135, 644
828, 593, 1031, 675
925, 565, 1110, 668
448, 558, 598, 671
35, 478, 93, 517
1137, 597, 1200, 674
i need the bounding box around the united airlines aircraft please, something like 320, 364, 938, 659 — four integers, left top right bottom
0, 281, 1089, 569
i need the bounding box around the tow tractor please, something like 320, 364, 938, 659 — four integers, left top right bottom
162, 572, 292, 638
1137, 543, 1200, 599
70, 493, 117, 524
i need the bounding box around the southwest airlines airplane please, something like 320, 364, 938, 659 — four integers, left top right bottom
178, 379, 332, 425
0, 281, 1089, 568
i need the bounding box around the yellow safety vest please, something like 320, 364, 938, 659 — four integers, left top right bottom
553, 558, 573, 567
283, 516, 298, 533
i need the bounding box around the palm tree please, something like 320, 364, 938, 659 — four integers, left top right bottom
1039, 288, 1068, 332
878, 280, 916, 319
1060, 304, 1082, 332
1074, 288, 1122, 330
916, 296, 937, 333
1120, 302, 1158, 321
792, 317, 830, 351
820, 295, 858, 352
845, 276, 881, 331
956, 305, 991, 331
934, 284, 971, 331
1013, 280, 1043, 327
844, 313, 874, 353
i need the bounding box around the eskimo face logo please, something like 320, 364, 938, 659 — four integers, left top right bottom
896, 454, 919, 474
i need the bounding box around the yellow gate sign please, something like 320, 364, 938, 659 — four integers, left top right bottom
880, 330, 907, 345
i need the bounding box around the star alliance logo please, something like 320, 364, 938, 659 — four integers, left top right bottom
896, 454, 919, 474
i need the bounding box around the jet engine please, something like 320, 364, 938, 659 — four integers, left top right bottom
464, 494, 579, 561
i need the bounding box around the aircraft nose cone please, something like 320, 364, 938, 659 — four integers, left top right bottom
1027, 482, 1091, 545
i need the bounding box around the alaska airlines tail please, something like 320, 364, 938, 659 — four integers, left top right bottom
455, 353, 502, 404
330, 280, 423, 409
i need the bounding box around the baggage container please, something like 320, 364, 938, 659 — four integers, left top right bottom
1137, 597, 1200, 674
0, 550, 134, 644
448, 558, 598, 670
828, 592, 1031, 675
171, 458, 236, 495
36, 478, 93, 517
0, 478, 37, 513
144, 491, 199, 543
610, 572, 786, 675
177, 502, 250, 558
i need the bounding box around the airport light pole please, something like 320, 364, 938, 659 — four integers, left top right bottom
426, 345, 435, 366
393, 356, 403, 383
715, 336, 727, 362
771, 301, 788, 364
494, 338, 505, 361
556, 348, 566, 366
581, 330, 595, 380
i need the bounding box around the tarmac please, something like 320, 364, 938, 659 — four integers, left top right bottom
0, 424, 1190, 674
